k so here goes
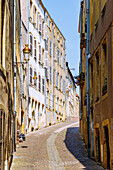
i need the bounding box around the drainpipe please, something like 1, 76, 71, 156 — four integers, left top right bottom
20, 18, 23, 100
52, 20, 55, 124
87, 0, 90, 158
13, 0, 16, 152
26, 0, 30, 133
80, 2, 83, 120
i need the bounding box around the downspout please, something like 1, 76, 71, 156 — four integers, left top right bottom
87, 0, 90, 158
52, 21, 55, 124
44, 12, 47, 127
20, 17, 23, 100
26, 0, 30, 133
80, 2, 83, 120
13, 0, 16, 151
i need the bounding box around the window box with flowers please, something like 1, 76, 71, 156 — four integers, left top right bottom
102, 84, 107, 96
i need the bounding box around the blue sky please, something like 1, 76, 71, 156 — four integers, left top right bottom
42, 0, 80, 94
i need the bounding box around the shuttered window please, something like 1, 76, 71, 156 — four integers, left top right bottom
42, 78, 44, 93
46, 90, 48, 107
30, 67, 32, 84
34, 71, 37, 87
39, 45, 41, 63
38, 74, 41, 91
57, 49, 59, 64
50, 40, 51, 56
39, 15, 42, 34
30, 35, 33, 55
56, 96, 58, 112
33, 5, 35, 24
34, 40, 37, 59
50, 66, 52, 83
37, 11, 38, 29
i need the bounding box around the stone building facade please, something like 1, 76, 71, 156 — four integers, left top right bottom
79, 0, 113, 169
0, 0, 21, 169
66, 62, 79, 119
45, 9, 66, 125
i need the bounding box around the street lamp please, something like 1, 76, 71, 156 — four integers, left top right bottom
22, 44, 31, 134
23, 44, 31, 61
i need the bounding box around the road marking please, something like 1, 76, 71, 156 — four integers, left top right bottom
47, 122, 79, 170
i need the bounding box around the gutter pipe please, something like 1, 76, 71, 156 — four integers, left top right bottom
87, 0, 90, 158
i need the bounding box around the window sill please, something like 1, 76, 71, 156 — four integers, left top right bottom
102, 92, 108, 101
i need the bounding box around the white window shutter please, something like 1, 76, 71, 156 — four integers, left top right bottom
44, 22, 47, 40
37, 11, 38, 29
33, 5, 35, 24
44, 51, 48, 68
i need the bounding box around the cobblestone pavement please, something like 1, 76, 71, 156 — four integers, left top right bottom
11, 119, 104, 170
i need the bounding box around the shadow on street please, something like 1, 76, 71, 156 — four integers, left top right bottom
64, 127, 103, 170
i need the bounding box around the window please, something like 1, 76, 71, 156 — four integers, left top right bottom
50, 66, 52, 83
34, 71, 37, 87
44, 18, 47, 39
56, 71, 58, 87
42, 78, 44, 93
62, 101, 63, 115
59, 34, 60, 42
59, 75, 61, 90
95, 51, 99, 101
56, 96, 58, 112
62, 56, 65, 69
57, 49, 59, 64
56, 46, 57, 61
47, 37, 48, 51
90, 0, 93, 36
63, 79, 65, 93
49, 19, 50, 28
49, 93, 52, 109
30, 67, 32, 84
60, 52, 61, 66
53, 43, 55, 58
38, 74, 41, 91
33, 5, 35, 24
46, 90, 48, 107
45, 51, 48, 68
59, 99, 61, 113
37, 11, 38, 29
39, 45, 41, 63
50, 40, 51, 56
30, 1, 33, 20
39, 15, 42, 34
34, 39, 37, 59
62, 38, 63, 46
30, 35, 33, 54
101, 38, 107, 96
42, 21, 44, 37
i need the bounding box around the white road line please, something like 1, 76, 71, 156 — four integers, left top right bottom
47, 122, 79, 170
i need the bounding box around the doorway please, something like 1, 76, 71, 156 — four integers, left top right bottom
104, 126, 110, 169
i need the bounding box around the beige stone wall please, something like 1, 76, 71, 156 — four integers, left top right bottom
46, 11, 66, 125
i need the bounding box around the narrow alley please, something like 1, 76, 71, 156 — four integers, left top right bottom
11, 119, 104, 170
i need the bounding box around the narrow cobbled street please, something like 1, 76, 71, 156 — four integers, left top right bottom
11, 119, 104, 170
